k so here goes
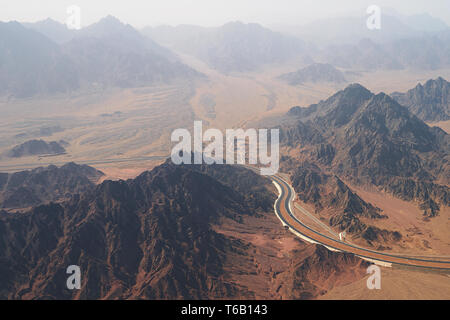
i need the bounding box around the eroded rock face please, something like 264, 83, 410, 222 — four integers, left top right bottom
0, 161, 369, 300
289, 161, 402, 246
280, 83, 450, 217
391, 77, 450, 122
0, 163, 104, 209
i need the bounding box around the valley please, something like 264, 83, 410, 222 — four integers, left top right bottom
0, 7, 449, 301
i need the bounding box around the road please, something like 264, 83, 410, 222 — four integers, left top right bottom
270, 174, 450, 270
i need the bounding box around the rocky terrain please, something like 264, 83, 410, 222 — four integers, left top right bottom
289, 161, 401, 246
279, 83, 449, 221
0, 160, 370, 299
274, 245, 369, 299
0, 163, 103, 209
391, 77, 450, 122
0, 17, 200, 98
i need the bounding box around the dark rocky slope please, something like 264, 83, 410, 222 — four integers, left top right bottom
391, 77, 450, 122
0, 163, 103, 209
280, 83, 449, 217
0, 160, 369, 299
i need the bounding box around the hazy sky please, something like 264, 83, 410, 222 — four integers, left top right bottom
1, 0, 450, 28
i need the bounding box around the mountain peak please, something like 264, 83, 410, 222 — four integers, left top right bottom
39, 18, 64, 26
342, 83, 371, 94
83, 15, 130, 36
391, 77, 450, 121
331, 83, 373, 104
98, 15, 123, 25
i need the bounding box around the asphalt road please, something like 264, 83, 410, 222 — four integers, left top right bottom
270, 174, 450, 270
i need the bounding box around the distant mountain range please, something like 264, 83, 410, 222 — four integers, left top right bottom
277, 11, 449, 45
2, 15, 450, 97
0, 17, 201, 97
23, 18, 75, 44
143, 21, 311, 73
317, 32, 450, 71
0, 21, 79, 97
281, 83, 449, 221
144, 18, 450, 72
391, 77, 450, 122
279, 63, 346, 85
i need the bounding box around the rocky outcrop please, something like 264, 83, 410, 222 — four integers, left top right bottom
7, 140, 66, 158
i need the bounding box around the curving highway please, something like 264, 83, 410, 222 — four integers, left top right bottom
270, 174, 450, 270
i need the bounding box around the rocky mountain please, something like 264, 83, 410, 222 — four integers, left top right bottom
316, 30, 450, 71
391, 77, 450, 122
289, 162, 402, 246
276, 11, 450, 71
0, 163, 103, 209
281, 83, 450, 217
319, 38, 404, 71
274, 245, 369, 299
143, 21, 310, 73
62, 16, 201, 89
23, 18, 75, 44
0, 160, 369, 299
0, 17, 201, 97
291, 162, 383, 219
7, 140, 66, 158
281, 12, 449, 46
279, 63, 346, 85
0, 21, 79, 97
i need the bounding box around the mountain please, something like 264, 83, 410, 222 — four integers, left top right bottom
0, 160, 369, 299
387, 31, 450, 70
318, 30, 450, 71
143, 21, 310, 73
60, 16, 201, 89
393, 12, 449, 33
391, 77, 450, 122
0, 161, 259, 299
281, 84, 450, 217
23, 18, 75, 44
279, 11, 449, 46
289, 161, 402, 246
279, 63, 346, 85
319, 38, 404, 71
0, 21, 79, 97
7, 139, 66, 158
0, 17, 201, 97
0, 163, 103, 209
291, 14, 414, 45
